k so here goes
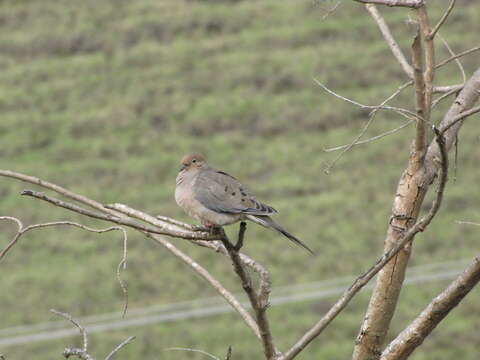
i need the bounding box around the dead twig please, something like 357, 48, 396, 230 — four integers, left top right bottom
104, 336, 136, 360
20, 189, 217, 241
353, 0, 424, 8
364, 4, 413, 78
324, 120, 414, 152
51, 309, 94, 360
456, 221, 480, 227
435, 46, 480, 70
220, 224, 276, 359
428, 0, 456, 40
165, 347, 220, 360
438, 33, 466, 84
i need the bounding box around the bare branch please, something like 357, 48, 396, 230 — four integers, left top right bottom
354, 67, 480, 360
155, 215, 200, 231
51, 309, 89, 353
282, 126, 449, 360
432, 86, 460, 108
0, 170, 262, 341
104, 336, 136, 360
417, 4, 435, 127
353, 0, 424, 8
109, 203, 271, 295
322, 80, 413, 168
0, 216, 24, 261
428, 0, 456, 40
456, 220, 480, 227
381, 257, 480, 360
435, 46, 480, 70
439, 104, 480, 135
1, 218, 130, 315
314, 78, 418, 120
433, 84, 463, 94
365, 4, 413, 78
165, 347, 220, 360
411, 32, 427, 164
0, 170, 116, 216
438, 34, 466, 85
20, 189, 217, 241
320, 1, 342, 20
220, 224, 277, 359
324, 120, 414, 152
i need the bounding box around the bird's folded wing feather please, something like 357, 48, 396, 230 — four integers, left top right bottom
194, 168, 277, 215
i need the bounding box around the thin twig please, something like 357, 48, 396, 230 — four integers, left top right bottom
315, 79, 417, 173
51, 309, 89, 353
1, 217, 130, 315
438, 33, 466, 83
456, 221, 480, 227
365, 4, 413, 78
314, 78, 419, 120
20, 189, 217, 241
428, 0, 456, 40
321, 1, 341, 20
432, 87, 460, 108
440, 105, 480, 135
104, 336, 136, 360
324, 120, 414, 152
165, 347, 220, 360
435, 46, 480, 70
433, 84, 463, 94
353, 0, 424, 8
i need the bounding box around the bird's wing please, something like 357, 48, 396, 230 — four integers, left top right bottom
194, 168, 277, 215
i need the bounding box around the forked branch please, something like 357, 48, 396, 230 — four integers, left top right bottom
381, 257, 480, 360
220, 224, 277, 360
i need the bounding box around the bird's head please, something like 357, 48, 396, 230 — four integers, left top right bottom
179, 154, 206, 172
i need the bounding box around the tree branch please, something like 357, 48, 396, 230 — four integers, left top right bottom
381, 257, 480, 360
435, 46, 480, 70
364, 4, 413, 78
428, 0, 456, 40
220, 224, 277, 359
282, 124, 449, 360
412, 31, 427, 163
0, 171, 262, 342
438, 34, 466, 83
104, 336, 136, 360
353, 66, 480, 360
353, 0, 424, 8
20, 189, 217, 241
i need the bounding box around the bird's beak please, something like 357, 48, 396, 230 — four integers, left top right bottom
179, 164, 187, 172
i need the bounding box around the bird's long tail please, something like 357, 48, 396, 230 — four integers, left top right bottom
246, 215, 314, 255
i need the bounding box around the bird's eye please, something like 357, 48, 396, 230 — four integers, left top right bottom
192, 159, 197, 163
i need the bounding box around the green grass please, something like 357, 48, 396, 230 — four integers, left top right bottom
1, 0, 480, 359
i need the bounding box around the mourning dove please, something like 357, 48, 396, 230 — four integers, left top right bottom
175, 154, 313, 254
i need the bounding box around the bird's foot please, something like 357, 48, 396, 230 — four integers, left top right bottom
201, 221, 222, 236
233, 222, 247, 251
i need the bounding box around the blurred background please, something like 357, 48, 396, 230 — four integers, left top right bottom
1, 0, 479, 358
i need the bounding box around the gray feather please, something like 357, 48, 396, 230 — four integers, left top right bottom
246, 215, 314, 255
194, 167, 277, 216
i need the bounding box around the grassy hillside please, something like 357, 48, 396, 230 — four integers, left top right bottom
1, 0, 480, 359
